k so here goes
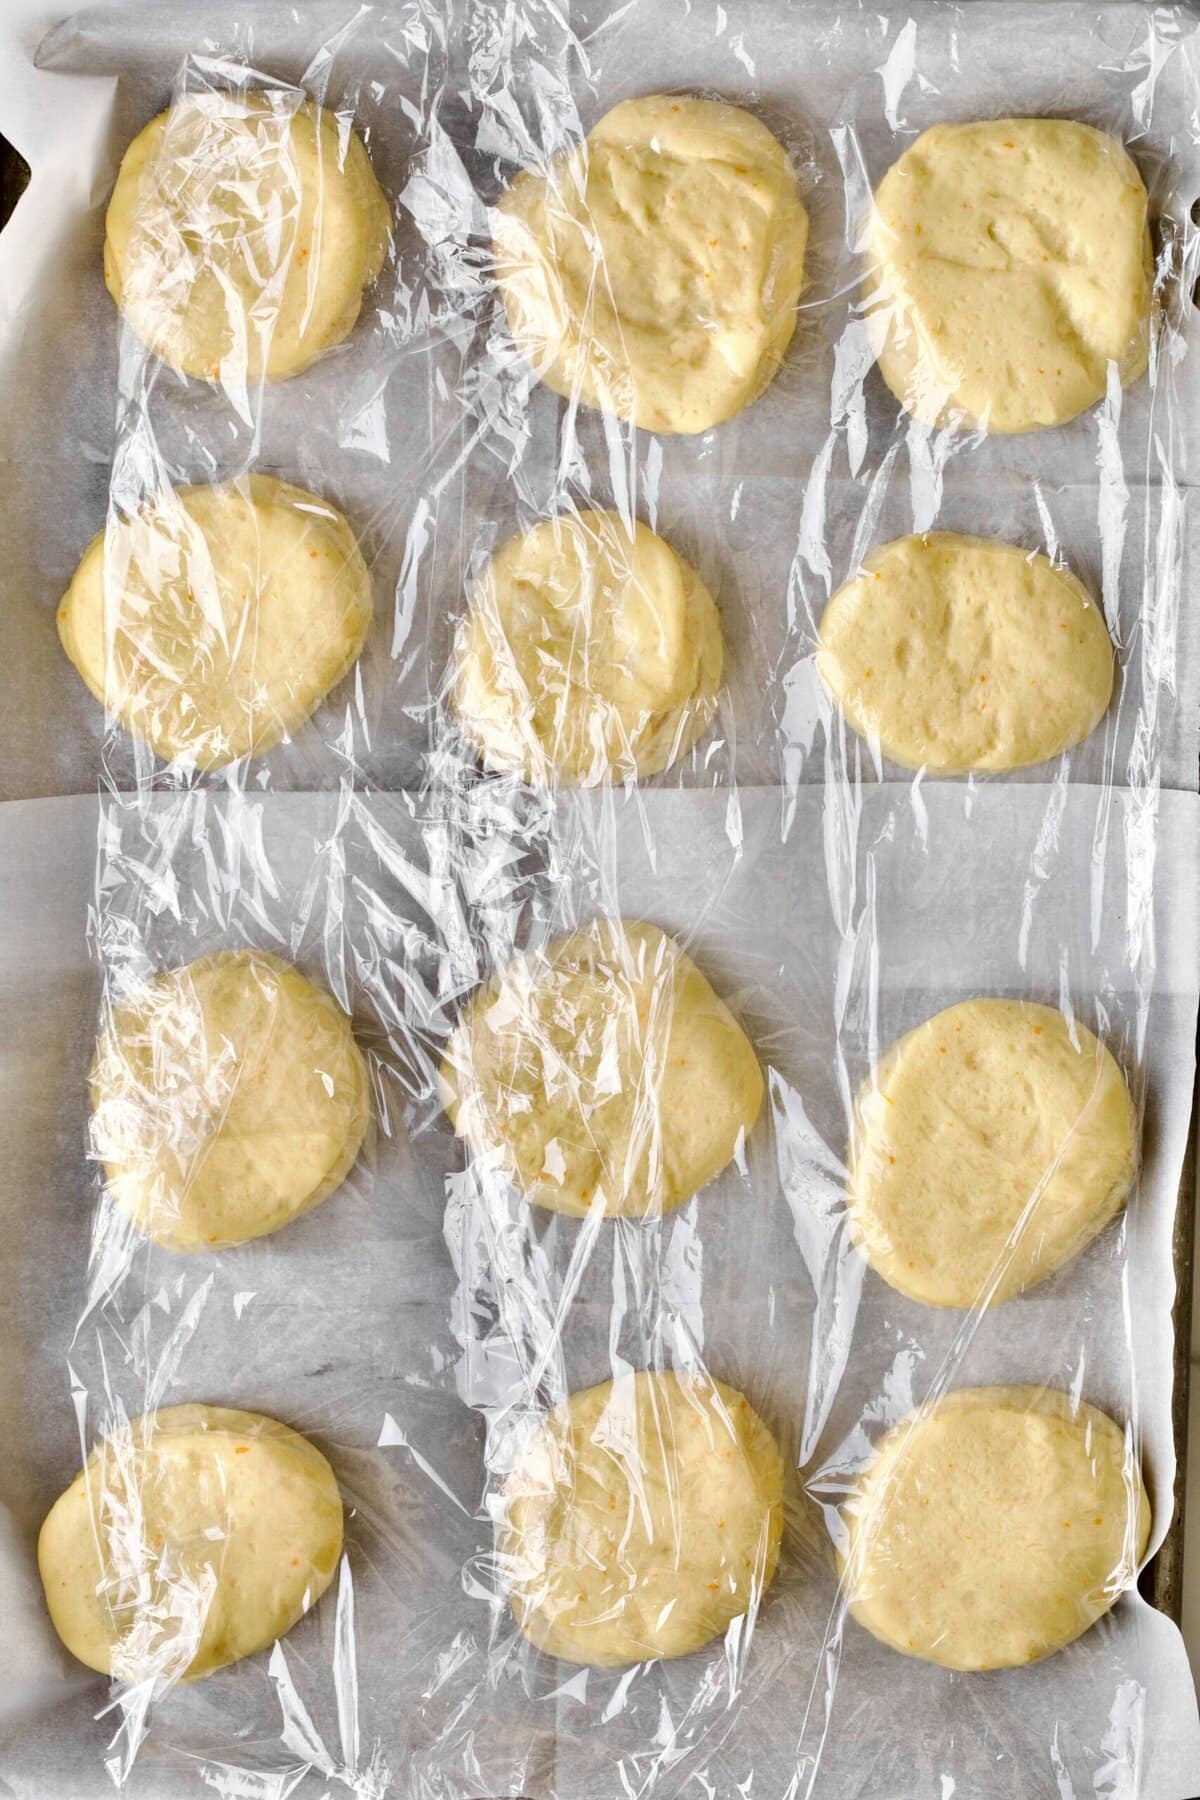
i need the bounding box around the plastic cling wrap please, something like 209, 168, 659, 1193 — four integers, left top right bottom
1, 2, 1200, 1797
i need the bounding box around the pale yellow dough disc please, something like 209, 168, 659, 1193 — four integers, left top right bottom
494, 94, 809, 434
849, 1000, 1135, 1309
867, 118, 1153, 432
817, 532, 1114, 773
843, 1386, 1150, 1670
39, 1405, 344, 1682
105, 93, 390, 381
452, 509, 723, 784
90, 949, 371, 1252
440, 919, 763, 1218
502, 1369, 783, 1665
57, 475, 374, 769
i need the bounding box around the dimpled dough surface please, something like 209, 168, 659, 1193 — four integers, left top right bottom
817, 533, 1114, 773
90, 949, 370, 1251
849, 1000, 1135, 1309
38, 1406, 343, 1682
57, 475, 374, 769
494, 94, 809, 434
105, 94, 390, 381
453, 509, 723, 784
440, 919, 763, 1218
502, 1371, 784, 1665
868, 118, 1152, 432
844, 1387, 1150, 1671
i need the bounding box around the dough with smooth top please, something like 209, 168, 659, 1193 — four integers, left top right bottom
494, 94, 809, 434
843, 1386, 1150, 1670
90, 949, 370, 1252
867, 118, 1152, 432
453, 509, 723, 784
502, 1369, 783, 1665
105, 93, 390, 381
849, 999, 1135, 1308
57, 475, 374, 769
39, 1405, 343, 1682
817, 532, 1114, 772
440, 919, 763, 1218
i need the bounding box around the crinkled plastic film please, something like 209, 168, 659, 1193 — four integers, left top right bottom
3, 1, 1200, 1796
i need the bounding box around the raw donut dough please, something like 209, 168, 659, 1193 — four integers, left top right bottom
105, 93, 390, 381
90, 949, 370, 1252
57, 475, 374, 769
494, 94, 809, 434
39, 1405, 343, 1681
440, 919, 763, 1218
817, 532, 1114, 773
843, 1386, 1150, 1670
867, 118, 1153, 432
502, 1370, 783, 1665
849, 999, 1135, 1309
452, 509, 723, 784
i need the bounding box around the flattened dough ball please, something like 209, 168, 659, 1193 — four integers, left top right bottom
843, 1387, 1149, 1670
57, 475, 374, 769
867, 118, 1153, 432
39, 1405, 343, 1681
452, 509, 723, 784
440, 919, 763, 1218
105, 93, 390, 381
817, 533, 1114, 773
90, 949, 370, 1252
849, 1000, 1135, 1308
502, 1370, 783, 1665
494, 94, 809, 434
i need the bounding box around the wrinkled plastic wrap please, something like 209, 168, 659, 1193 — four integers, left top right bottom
3, 1, 1200, 1796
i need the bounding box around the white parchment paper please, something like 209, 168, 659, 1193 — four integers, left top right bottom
0, 2, 1199, 1797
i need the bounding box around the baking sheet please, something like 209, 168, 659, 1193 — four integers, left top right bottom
0, 0, 1199, 1796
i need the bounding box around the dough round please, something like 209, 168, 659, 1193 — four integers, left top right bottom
57, 475, 374, 769
105, 93, 390, 381
453, 510, 723, 784
849, 999, 1135, 1308
867, 118, 1153, 432
817, 533, 1114, 773
502, 1370, 783, 1665
494, 94, 809, 434
440, 919, 763, 1218
39, 1405, 343, 1682
843, 1386, 1150, 1670
90, 949, 370, 1252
